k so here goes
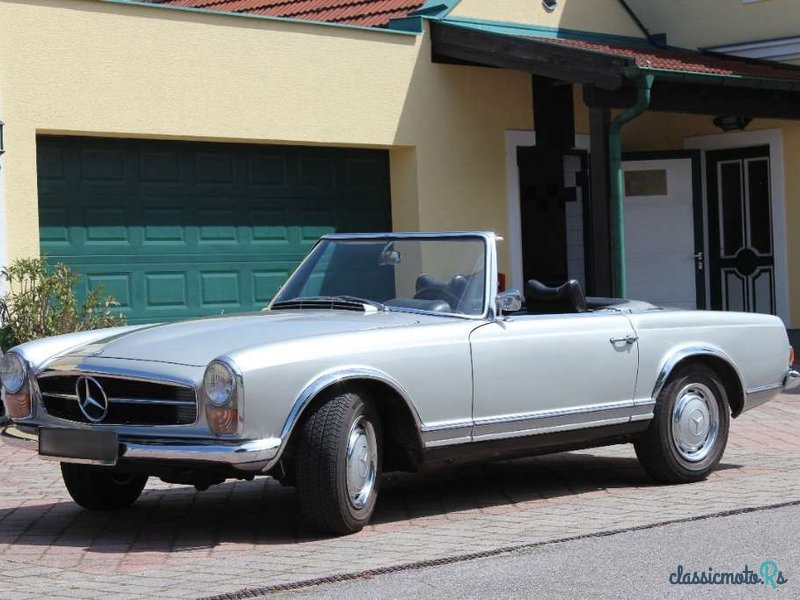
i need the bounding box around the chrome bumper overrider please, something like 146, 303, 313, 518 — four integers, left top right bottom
1, 424, 281, 470
784, 369, 800, 391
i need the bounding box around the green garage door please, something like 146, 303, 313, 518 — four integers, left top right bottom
37, 136, 391, 324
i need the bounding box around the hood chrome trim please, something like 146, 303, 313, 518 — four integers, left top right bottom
37, 364, 198, 390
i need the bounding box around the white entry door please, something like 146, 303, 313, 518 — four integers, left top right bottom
622, 157, 699, 309
563, 154, 701, 306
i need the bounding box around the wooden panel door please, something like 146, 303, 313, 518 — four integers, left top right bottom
706, 145, 775, 314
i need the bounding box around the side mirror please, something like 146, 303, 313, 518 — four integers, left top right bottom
495, 289, 523, 317
378, 242, 402, 266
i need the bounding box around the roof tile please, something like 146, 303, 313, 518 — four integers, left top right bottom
146, 0, 426, 27
531, 36, 800, 82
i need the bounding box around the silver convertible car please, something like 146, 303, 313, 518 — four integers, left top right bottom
1, 232, 798, 534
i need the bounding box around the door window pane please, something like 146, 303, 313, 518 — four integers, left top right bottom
746, 158, 772, 255
719, 161, 744, 257
624, 169, 667, 196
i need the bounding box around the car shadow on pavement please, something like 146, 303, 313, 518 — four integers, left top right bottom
0, 451, 742, 553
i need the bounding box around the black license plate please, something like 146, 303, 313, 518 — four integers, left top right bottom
39, 428, 119, 465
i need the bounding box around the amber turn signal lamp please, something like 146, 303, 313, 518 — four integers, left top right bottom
4, 392, 32, 419
206, 405, 238, 434
790, 346, 795, 366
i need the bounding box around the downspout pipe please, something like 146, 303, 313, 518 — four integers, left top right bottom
609, 71, 654, 298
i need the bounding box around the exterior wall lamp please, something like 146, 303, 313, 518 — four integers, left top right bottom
713, 115, 752, 132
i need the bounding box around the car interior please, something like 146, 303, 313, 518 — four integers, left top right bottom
523, 279, 588, 314
288, 241, 637, 317
518, 279, 646, 315
384, 273, 485, 314
385, 275, 637, 316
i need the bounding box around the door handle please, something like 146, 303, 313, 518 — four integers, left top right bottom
610, 334, 638, 345
694, 251, 704, 271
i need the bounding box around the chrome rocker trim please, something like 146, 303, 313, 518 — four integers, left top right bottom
1, 424, 280, 470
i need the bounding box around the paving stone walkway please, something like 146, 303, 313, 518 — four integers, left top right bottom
0, 394, 798, 599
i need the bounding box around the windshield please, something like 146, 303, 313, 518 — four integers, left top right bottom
272, 236, 488, 316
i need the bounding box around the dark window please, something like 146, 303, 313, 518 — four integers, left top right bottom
747, 158, 771, 255
719, 161, 744, 257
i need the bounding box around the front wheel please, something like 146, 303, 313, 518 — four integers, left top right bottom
295, 391, 382, 535
634, 365, 730, 484
61, 463, 148, 510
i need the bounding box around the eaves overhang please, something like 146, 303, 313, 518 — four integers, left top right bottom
430, 19, 800, 118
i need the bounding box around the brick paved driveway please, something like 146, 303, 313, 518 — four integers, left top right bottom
0, 394, 798, 599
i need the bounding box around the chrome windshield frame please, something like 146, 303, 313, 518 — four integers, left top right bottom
269, 231, 499, 321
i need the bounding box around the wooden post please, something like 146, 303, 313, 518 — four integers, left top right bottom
587, 104, 613, 297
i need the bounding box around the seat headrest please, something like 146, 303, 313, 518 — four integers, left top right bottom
416, 273, 445, 292
448, 274, 468, 297
524, 279, 588, 314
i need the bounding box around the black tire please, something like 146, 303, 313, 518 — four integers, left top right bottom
295, 390, 382, 535
61, 463, 148, 510
635, 365, 730, 484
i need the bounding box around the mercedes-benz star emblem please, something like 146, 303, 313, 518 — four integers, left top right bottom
76, 376, 109, 423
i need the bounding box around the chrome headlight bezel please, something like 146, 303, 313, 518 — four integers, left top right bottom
203, 360, 236, 407
0, 352, 29, 394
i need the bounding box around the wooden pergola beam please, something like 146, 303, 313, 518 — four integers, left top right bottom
430, 21, 630, 90
584, 81, 800, 120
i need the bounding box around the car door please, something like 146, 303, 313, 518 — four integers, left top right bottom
469, 311, 640, 442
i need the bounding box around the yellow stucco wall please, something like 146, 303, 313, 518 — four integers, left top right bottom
0, 0, 532, 275
627, 0, 800, 49
450, 0, 645, 38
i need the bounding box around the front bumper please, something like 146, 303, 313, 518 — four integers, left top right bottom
1, 424, 281, 472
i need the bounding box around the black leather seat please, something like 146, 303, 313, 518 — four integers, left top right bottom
524, 279, 588, 315
415, 273, 446, 294
414, 274, 467, 300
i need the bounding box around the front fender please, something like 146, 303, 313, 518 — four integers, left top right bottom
255, 365, 425, 471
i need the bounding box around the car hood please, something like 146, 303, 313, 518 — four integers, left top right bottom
65, 310, 425, 367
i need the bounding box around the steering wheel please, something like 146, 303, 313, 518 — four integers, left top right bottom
413, 286, 461, 309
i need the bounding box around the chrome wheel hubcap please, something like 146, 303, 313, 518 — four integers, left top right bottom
346, 416, 378, 510
671, 383, 719, 462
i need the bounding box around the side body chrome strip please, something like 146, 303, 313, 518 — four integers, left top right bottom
743, 378, 786, 413
746, 381, 783, 395
421, 399, 654, 447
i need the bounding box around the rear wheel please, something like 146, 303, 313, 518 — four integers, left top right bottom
295, 390, 382, 535
61, 464, 148, 510
635, 365, 730, 483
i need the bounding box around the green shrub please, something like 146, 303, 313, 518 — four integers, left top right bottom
0, 258, 126, 351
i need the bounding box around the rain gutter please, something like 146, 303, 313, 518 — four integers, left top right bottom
608, 70, 654, 298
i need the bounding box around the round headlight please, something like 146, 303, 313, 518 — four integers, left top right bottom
203, 361, 235, 407
0, 353, 28, 394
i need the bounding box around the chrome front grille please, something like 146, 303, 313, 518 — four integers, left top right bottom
37, 374, 197, 426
